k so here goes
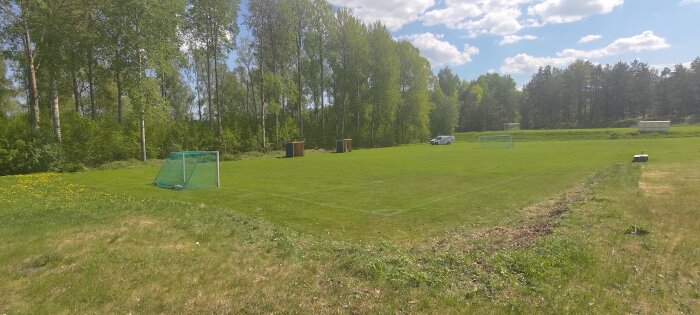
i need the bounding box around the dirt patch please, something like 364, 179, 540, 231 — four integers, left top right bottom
641, 170, 669, 180
638, 181, 672, 196
639, 169, 672, 196
57, 216, 161, 251
425, 174, 599, 254
478, 182, 591, 249
120, 217, 158, 228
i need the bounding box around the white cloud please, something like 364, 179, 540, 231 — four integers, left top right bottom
420, 0, 622, 37
332, 1, 623, 35
501, 31, 670, 73
328, 0, 436, 31
528, 0, 624, 24
423, 0, 533, 37
578, 34, 602, 43
680, 0, 700, 5
585, 31, 669, 56
499, 34, 538, 45
422, 1, 482, 27
399, 33, 479, 67
461, 7, 525, 37
501, 54, 571, 74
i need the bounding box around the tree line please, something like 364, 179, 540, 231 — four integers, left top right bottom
438, 58, 700, 133
1, 0, 699, 175
0, 0, 444, 175
520, 59, 700, 129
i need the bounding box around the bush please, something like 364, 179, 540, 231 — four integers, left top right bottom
219, 128, 241, 154
0, 137, 64, 175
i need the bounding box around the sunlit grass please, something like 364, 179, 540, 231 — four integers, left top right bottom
68, 135, 700, 242
1, 130, 699, 313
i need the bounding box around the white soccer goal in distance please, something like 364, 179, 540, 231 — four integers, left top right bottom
479, 135, 514, 149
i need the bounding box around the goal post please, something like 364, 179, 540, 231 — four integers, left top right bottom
154, 151, 220, 190
479, 135, 514, 149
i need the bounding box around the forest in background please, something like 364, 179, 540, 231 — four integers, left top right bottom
1, 0, 699, 175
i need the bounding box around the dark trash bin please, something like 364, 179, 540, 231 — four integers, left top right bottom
286, 142, 294, 158
293, 142, 304, 157
336, 139, 352, 153
286, 141, 305, 158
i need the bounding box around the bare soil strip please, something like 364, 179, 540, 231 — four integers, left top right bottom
423, 168, 608, 253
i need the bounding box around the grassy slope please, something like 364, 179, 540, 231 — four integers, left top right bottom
1, 130, 699, 313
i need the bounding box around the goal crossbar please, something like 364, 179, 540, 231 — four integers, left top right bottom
479, 135, 514, 149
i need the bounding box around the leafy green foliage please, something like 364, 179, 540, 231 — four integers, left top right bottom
430, 88, 458, 136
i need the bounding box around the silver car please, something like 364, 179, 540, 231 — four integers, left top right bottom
430, 135, 456, 145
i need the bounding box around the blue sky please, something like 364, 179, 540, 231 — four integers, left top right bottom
6, 1, 694, 89
324, 0, 700, 86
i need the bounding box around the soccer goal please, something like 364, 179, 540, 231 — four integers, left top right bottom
153, 151, 220, 190
479, 135, 514, 149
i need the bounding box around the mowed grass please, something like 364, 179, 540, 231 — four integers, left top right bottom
456, 124, 700, 142
68, 135, 699, 242
1, 129, 699, 313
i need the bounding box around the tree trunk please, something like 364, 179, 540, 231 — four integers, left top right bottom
320, 40, 325, 145
244, 77, 250, 115
140, 110, 147, 161
356, 81, 360, 138
213, 37, 223, 136
260, 63, 266, 149
160, 74, 166, 98
261, 96, 266, 149
22, 26, 39, 129
247, 65, 257, 117
88, 53, 97, 119
194, 59, 203, 120
297, 25, 304, 140
116, 70, 123, 123
341, 94, 347, 139
50, 77, 61, 143
71, 70, 81, 113
205, 46, 214, 128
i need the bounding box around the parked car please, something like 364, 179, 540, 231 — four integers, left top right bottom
430, 135, 456, 145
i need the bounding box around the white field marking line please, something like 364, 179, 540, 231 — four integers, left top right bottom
386, 172, 533, 216
290, 180, 385, 196
231, 187, 380, 215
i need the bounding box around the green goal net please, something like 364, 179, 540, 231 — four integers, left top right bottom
479, 135, 514, 149
153, 151, 220, 189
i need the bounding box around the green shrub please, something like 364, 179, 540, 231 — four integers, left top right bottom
0, 137, 64, 175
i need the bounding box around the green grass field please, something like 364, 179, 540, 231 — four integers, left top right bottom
1, 127, 699, 313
